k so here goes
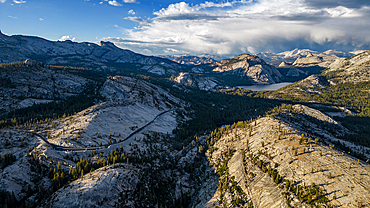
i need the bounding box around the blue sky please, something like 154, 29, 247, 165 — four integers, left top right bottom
1, 0, 370, 56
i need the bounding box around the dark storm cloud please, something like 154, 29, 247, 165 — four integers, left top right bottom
252, 35, 370, 53
272, 11, 329, 24
303, 0, 370, 9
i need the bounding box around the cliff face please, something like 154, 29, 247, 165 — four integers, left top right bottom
211, 54, 283, 84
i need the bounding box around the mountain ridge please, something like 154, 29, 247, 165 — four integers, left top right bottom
0, 32, 182, 76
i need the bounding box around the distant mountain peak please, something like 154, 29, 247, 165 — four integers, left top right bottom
211, 53, 283, 84
159, 54, 219, 65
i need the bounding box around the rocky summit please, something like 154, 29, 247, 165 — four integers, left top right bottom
211, 54, 283, 84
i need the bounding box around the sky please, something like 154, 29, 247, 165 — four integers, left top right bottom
1, 0, 370, 56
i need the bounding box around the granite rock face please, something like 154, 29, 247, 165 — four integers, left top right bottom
211, 54, 283, 84
45, 164, 140, 208
100, 75, 183, 109
173, 72, 194, 86
324, 50, 370, 83
194, 109, 370, 208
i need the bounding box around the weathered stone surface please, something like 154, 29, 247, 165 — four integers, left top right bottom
228, 150, 288, 208
44, 164, 140, 208
325, 50, 370, 83
211, 54, 283, 84
196, 109, 370, 207
101, 75, 183, 109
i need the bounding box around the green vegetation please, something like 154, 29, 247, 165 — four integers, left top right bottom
0, 61, 106, 128
270, 80, 370, 153
69, 146, 128, 179
173, 91, 278, 149
0, 81, 104, 129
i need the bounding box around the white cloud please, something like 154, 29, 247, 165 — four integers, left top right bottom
105, 0, 370, 55
1, 0, 7, 3
13, 0, 26, 3
153, 2, 194, 16
108, 0, 122, 6
39, 18, 44, 21
325, 6, 361, 18
123, 0, 137, 3
128, 9, 135, 15
58, 35, 77, 42
107, 0, 137, 6
8, 15, 17, 18
198, 1, 233, 9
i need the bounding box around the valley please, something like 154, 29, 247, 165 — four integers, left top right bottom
0, 33, 370, 208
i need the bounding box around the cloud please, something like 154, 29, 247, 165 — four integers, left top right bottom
39, 18, 44, 21
106, 0, 137, 6
8, 15, 17, 18
13, 0, 26, 3
155, 13, 223, 21
108, 0, 122, 6
0, 0, 7, 3
105, 0, 370, 55
303, 0, 370, 9
58, 35, 77, 42
151, 1, 229, 21
124, 16, 150, 25
123, 0, 137, 3
128, 9, 135, 15
153, 2, 194, 16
